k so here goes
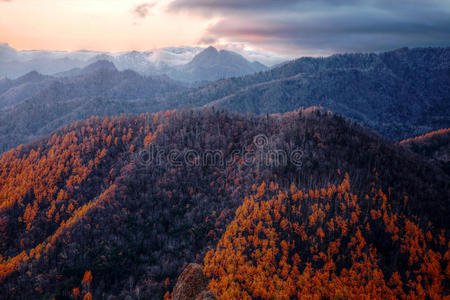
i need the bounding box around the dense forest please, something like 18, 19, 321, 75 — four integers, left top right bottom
0, 47, 449, 153
202, 175, 449, 299
160, 47, 450, 140
0, 61, 186, 152
401, 128, 450, 175
0, 108, 448, 299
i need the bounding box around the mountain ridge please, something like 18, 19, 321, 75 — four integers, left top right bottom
0, 62, 187, 151
170, 46, 268, 82
0, 44, 272, 81
159, 47, 450, 140
0, 47, 448, 153
54, 59, 118, 78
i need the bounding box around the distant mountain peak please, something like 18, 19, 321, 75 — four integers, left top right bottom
179, 46, 267, 81
190, 46, 220, 63
21, 70, 40, 77
81, 60, 117, 74
204, 46, 219, 53
16, 70, 48, 82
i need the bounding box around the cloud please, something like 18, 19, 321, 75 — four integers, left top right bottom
198, 35, 217, 45
149, 47, 204, 66
215, 43, 290, 66
168, 0, 450, 56
169, 0, 357, 15
133, 3, 156, 18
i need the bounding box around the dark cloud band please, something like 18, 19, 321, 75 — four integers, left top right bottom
169, 0, 450, 55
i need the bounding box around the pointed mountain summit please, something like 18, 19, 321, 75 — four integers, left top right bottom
15, 71, 50, 84
81, 59, 117, 74
55, 60, 118, 78
189, 46, 219, 65
179, 46, 267, 81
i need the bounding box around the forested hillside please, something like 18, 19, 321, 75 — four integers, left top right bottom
203, 175, 450, 299
401, 128, 450, 175
0, 108, 448, 299
160, 47, 450, 140
1, 47, 449, 153
0, 61, 186, 152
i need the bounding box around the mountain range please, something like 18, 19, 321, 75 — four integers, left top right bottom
0, 47, 448, 152
0, 42, 449, 299
160, 47, 450, 140
0, 44, 269, 82
0, 61, 187, 151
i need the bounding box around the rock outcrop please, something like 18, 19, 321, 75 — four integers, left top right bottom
172, 264, 216, 300
195, 291, 217, 300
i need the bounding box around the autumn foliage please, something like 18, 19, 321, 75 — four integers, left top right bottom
204, 175, 450, 299
0, 112, 168, 294
0, 108, 448, 299
400, 128, 450, 144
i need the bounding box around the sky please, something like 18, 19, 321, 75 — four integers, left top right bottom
1, 0, 450, 58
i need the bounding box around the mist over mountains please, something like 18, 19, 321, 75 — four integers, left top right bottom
0, 44, 269, 82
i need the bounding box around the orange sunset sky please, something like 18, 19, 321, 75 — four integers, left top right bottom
1, 0, 449, 56
0, 0, 214, 52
